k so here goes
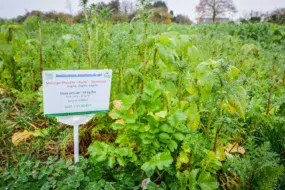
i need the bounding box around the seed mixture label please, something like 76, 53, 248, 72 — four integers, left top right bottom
42, 70, 112, 117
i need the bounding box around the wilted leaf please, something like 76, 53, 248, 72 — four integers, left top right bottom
109, 109, 121, 119
115, 119, 125, 125
225, 143, 246, 158
113, 100, 122, 110
12, 130, 34, 146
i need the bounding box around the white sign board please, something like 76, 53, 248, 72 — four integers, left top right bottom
42, 70, 112, 118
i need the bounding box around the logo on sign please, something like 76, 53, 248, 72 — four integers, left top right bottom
104, 71, 111, 78
44, 73, 54, 80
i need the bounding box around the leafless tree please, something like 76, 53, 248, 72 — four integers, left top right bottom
120, 0, 136, 14
196, 0, 237, 22
65, 0, 73, 15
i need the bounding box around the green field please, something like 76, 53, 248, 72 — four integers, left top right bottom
0, 15, 285, 189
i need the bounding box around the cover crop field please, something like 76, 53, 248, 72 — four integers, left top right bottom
0, 8, 285, 190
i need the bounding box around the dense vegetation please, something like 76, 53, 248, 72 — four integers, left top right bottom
0, 4, 285, 190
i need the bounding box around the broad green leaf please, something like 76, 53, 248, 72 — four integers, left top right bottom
117, 148, 129, 156
186, 83, 198, 95
142, 138, 152, 144
85, 179, 106, 190
108, 156, 115, 168
160, 124, 173, 133
146, 168, 155, 177
141, 152, 173, 171
96, 153, 107, 162
168, 140, 178, 152
195, 61, 217, 101
188, 45, 200, 62
13, 54, 21, 62
104, 183, 116, 190
228, 86, 248, 120
159, 133, 170, 140
144, 81, 161, 97
228, 65, 240, 78
174, 133, 185, 141
111, 123, 124, 130
157, 152, 173, 170
168, 110, 187, 127
157, 44, 175, 64
189, 169, 200, 189
124, 114, 137, 123
117, 156, 126, 166
201, 151, 222, 174
186, 103, 200, 130
197, 172, 219, 190
156, 35, 173, 45
0, 60, 4, 73
121, 95, 137, 111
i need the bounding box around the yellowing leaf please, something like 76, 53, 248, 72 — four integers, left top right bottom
216, 147, 226, 161
12, 130, 34, 146
0, 87, 4, 95
113, 100, 122, 110
186, 103, 200, 130
130, 142, 136, 147
229, 65, 240, 78
109, 109, 119, 119
144, 125, 151, 132
186, 84, 198, 95
115, 119, 125, 125
13, 54, 21, 62
155, 111, 168, 118
228, 86, 248, 120
223, 103, 236, 114
176, 152, 189, 169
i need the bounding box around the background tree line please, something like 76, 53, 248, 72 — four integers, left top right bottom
0, 0, 192, 25
0, 0, 284, 25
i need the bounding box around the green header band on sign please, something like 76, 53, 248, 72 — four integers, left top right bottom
44, 110, 109, 118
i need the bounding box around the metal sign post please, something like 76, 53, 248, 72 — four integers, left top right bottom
73, 125, 79, 163
56, 114, 95, 163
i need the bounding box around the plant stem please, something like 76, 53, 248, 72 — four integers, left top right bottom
266, 81, 275, 115
141, 21, 148, 94
39, 18, 43, 81
266, 62, 276, 115
213, 75, 224, 153
83, 3, 92, 68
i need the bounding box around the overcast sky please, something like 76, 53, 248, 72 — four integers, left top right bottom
1, 0, 285, 20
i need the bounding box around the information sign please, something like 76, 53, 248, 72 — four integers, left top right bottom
42, 70, 112, 117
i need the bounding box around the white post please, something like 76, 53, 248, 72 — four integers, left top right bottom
73, 125, 79, 163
